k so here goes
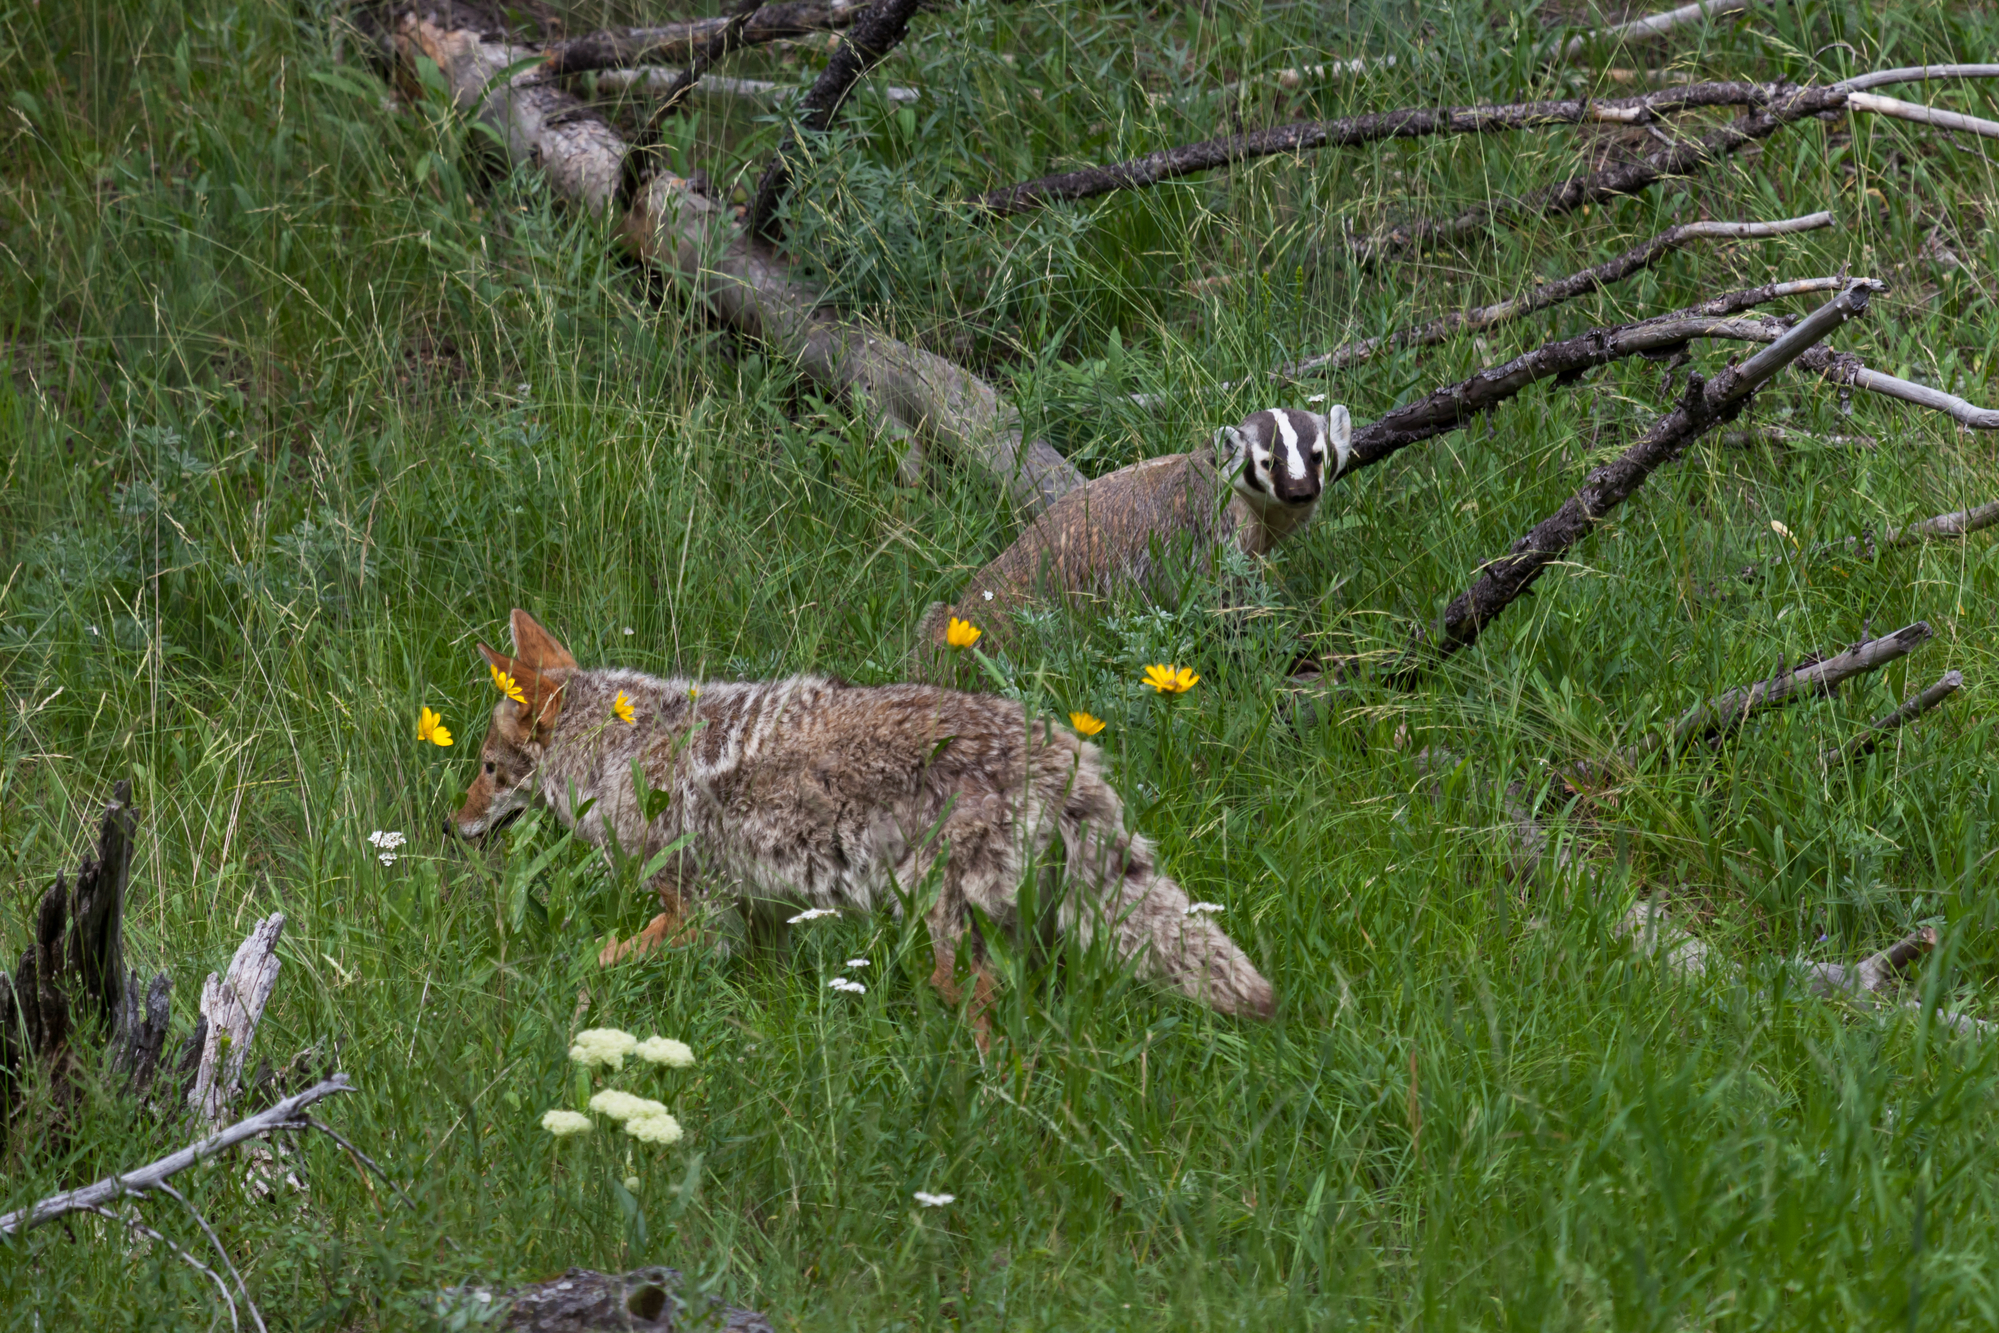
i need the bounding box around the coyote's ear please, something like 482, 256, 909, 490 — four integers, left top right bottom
510, 609, 578, 673
477, 642, 566, 741
1323, 404, 1353, 476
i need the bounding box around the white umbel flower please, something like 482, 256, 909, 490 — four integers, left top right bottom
569, 1028, 639, 1070
635, 1037, 695, 1069
788, 907, 837, 923
828, 977, 867, 994
627, 1113, 684, 1145
913, 1191, 955, 1207
540, 1110, 592, 1138
844, 958, 870, 969
1183, 902, 1225, 916
368, 830, 406, 850
589, 1090, 668, 1123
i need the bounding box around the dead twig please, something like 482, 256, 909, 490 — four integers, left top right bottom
1390, 282, 1873, 678
591, 65, 918, 105
747, 0, 928, 239
1885, 502, 1999, 544
976, 82, 1783, 217
1798, 345, 1999, 430
541, 0, 866, 76
1279, 212, 1833, 377
1824, 671, 1964, 766
1561, 0, 1748, 61
619, 0, 765, 207
82, 1203, 244, 1332
1847, 91, 1999, 142
0, 1075, 355, 1235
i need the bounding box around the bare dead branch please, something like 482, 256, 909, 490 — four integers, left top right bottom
0, 1075, 355, 1235
1278, 212, 1833, 378
974, 82, 1780, 217
1841, 64, 1999, 93
382, 10, 1084, 515
153, 1180, 269, 1333
1716, 425, 1877, 448
592, 65, 918, 105
619, 0, 765, 207
83, 1203, 243, 1332
1886, 502, 1999, 545
1825, 671, 1963, 766
1390, 283, 1872, 677
1848, 90, 1999, 141
1561, 0, 1747, 60
1798, 345, 1999, 429
541, 0, 867, 76
747, 0, 929, 239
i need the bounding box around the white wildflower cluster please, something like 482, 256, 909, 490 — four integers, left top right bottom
569, 1028, 639, 1070
787, 907, 837, 924
828, 977, 867, 994
1183, 901, 1225, 917
845, 958, 870, 969
913, 1191, 955, 1207
368, 830, 406, 866
635, 1036, 695, 1068
543, 1026, 694, 1147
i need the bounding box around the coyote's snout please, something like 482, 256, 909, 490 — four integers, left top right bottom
449, 609, 1277, 1037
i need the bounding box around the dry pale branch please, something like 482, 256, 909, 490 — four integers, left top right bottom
84, 1203, 247, 1331
1848, 90, 1999, 141
1825, 671, 1963, 766
1277, 211, 1833, 378
1390, 282, 1872, 677
437, 1266, 776, 1331
1885, 501, 1999, 545
1561, 0, 1748, 60
541, 0, 867, 76
592, 65, 918, 105
1716, 425, 1877, 448
619, 0, 765, 206
188, 912, 285, 1128
1630, 619, 1934, 762
1799, 346, 1999, 430
0, 1075, 355, 1235
747, 0, 928, 238
975, 82, 1781, 216
379, 7, 1084, 515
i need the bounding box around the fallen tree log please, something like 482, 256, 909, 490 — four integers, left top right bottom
591, 65, 920, 106
1390, 281, 1872, 677
541, 0, 866, 77
375, 3, 1083, 515
437, 1266, 775, 1331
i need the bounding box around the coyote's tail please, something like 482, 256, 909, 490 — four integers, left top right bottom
1043, 740, 1276, 1018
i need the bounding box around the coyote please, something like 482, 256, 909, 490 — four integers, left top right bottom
449, 611, 1275, 1035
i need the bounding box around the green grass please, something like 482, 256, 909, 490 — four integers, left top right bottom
6, 0, 1999, 1327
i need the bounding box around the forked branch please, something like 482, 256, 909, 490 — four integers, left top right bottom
1825, 671, 1963, 766
542, 0, 866, 76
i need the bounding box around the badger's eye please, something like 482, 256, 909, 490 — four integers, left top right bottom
484, 761, 496, 775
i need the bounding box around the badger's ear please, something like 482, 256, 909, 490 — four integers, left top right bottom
1213, 424, 1248, 469
1323, 404, 1353, 475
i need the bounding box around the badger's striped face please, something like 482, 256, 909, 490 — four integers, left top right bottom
1215, 406, 1353, 510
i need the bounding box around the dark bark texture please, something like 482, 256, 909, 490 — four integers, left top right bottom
619, 0, 766, 207
747, 0, 929, 237
0, 782, 176, 1141
543, 1, 863, 75
1353, 83, 1850, 262
1393, 283, 1872, 675
974, 82, 1785, 215
436, 1267, 774, 1331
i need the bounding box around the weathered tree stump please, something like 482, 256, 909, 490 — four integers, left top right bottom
438, 1267, 775, 1331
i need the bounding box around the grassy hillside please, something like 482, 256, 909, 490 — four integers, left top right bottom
5, 0, 1999, 1326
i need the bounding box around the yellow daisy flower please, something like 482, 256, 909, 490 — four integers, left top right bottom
491, 663, 527, 704
418, 707, 453, 747
1143, 664, 1199, 695
945, 617, 982, 649
612, 690, 636, 725
1068, 711, 1106, 737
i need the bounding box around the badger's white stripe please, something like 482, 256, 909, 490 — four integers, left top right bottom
1273, 410, 1309, 481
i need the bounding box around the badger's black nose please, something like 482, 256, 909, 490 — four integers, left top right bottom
441, 817, 457, 838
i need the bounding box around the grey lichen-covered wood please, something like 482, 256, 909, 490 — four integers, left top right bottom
435, 1266, 774, 1331
374, 4, 1083, 517
187, 912, 287, 1128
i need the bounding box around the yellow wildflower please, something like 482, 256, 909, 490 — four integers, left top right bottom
945, 617, 982, 649
627, 1113, 683, 1146
1143, 664, 1200, 694
491, 662, 527, 704
634, 1037, 694, 1068
540, 1109, 592, 1137
569, 1028, 638, 1070
1068, 711, 1106, 737
589, 1089, 667, 1122
418, 707, 453, 747
612, 690, 636, 725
